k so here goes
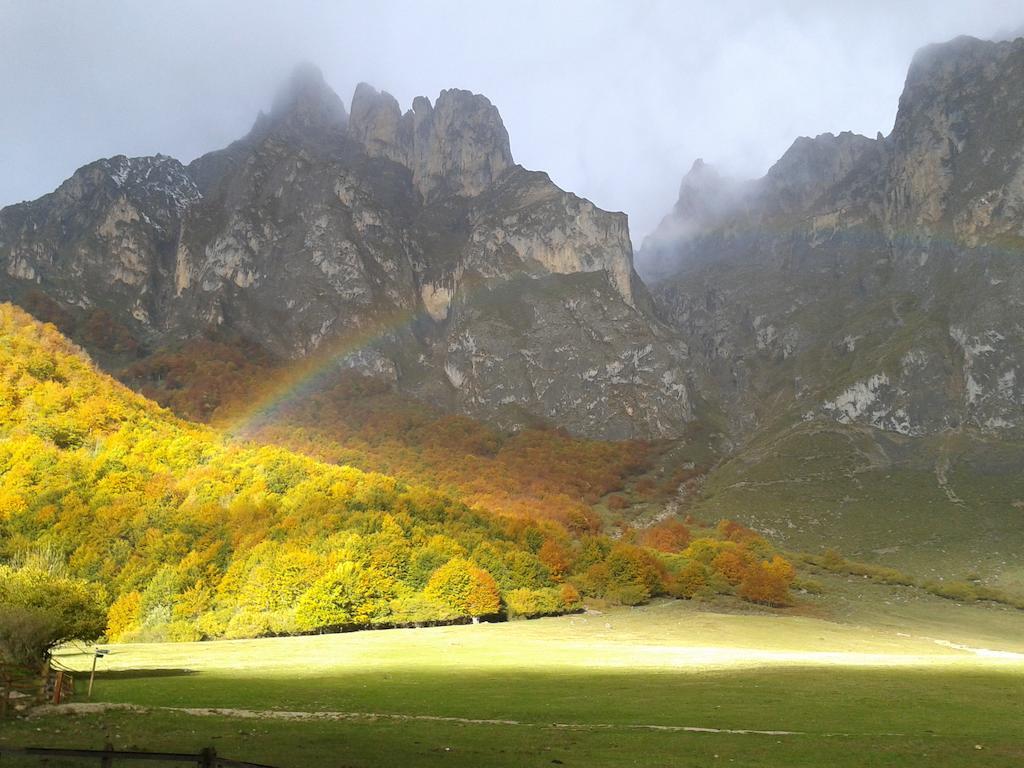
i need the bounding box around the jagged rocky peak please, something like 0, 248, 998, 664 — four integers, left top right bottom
762, 131, 879, 213
673, 159, 748, 221
257, 63, 349, 135
636, 159, 751, 280
887, 35, 1024, 235
349, 83, 512, 199
0, 63, 689, 440
348, 82, 410, 163
645, 33, 1024, 443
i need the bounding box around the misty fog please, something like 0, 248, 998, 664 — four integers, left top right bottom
2, 0, 1022, 244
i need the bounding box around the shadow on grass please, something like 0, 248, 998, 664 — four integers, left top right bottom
93, 668, 198, 681
86, 664, 1024, 739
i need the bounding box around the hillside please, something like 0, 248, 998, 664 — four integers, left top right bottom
0, 304, 796, 643
115, 336, 673, 532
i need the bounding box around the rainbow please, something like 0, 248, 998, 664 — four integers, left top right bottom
219, 220, 1023, 437
221, 303, 423, 438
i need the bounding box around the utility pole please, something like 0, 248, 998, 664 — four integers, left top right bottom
88, 649, 109, 699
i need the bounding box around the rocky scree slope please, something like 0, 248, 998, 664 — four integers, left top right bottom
0, 66, 691, 440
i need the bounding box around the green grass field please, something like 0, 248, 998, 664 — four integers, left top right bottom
3, 582, 1023, 767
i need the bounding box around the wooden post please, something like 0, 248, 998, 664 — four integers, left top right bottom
100, 741, 114, 768
88, 652, 99, 698
199, 746, 217, 767
51, 670, 64, 704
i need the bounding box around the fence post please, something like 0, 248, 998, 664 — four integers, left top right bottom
199, 746, 217, 767
100, 740, 115, 768
51, 670, 64, 704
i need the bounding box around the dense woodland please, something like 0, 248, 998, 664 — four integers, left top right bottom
121, 336, 661, 530
0, 304, 795, 650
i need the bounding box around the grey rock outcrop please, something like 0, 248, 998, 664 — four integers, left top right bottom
0, 66, 691, 439
643, 35, 1024, 441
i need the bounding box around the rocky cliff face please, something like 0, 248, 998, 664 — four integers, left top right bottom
643, 35, 1024, 443
0, 66, 691, 439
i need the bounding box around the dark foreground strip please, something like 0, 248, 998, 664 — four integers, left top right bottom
0, 745, 275, 767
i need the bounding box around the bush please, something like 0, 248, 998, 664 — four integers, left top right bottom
0, 564, 106, 663
166, 620, 203, 643
792, 577, 825, 595
423, 558, 500, 619
711, 548, 751, 585
670, 560, 709, 599
295, 562, 395, 632
106, 591, 142, 642
922, 580, 979, 602
505, 587, 567, 619
606, 544, 663, 596
0, 606, 59, 667
386, 594, 460, 626
642, 521, 691, 553
607, 584, 650, 606
738, 556, 795, 607
224, 609, 274, 639
559, 582, 581, 610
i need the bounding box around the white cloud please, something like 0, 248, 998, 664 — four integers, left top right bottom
0, 0, 1021, 243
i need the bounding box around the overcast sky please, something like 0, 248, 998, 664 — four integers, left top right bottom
2, 1, 1023, 243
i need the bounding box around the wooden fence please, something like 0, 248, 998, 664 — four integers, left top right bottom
1, 664, 74, 717
0, 745, 277, 767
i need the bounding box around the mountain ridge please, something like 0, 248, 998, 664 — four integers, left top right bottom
0, 68, 693, 440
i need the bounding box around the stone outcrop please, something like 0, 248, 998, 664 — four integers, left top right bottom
0, 66, 690, 439
643, 35, 1024, 441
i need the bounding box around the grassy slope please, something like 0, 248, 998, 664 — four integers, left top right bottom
2, 591, 1022, 767
690, 420, 1024, 592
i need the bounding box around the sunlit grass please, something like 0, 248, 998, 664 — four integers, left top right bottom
3, 595, 1015, 766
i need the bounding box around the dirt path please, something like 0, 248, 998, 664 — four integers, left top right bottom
31, 702, 899, 737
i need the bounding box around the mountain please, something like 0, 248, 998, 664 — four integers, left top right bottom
0, 66, 691, 440
645, 36, 1024, 439
639, 35, 1024, 586
5, 37, 1024, 592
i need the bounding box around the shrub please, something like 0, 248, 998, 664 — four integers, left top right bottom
106, 591, 142, 642
295, 563, 397, 632
670, 560, 709, 599
642, 521, 691, 553
607, 583, 650, 606
922, 580, 979, 602
386, 594, 460, 626
0, 564, 106, 663
559, 582, 581, 609
224, 609, 274, 639
0, 606, 60, 667
792, 577, 825, 595
738, 556, 795, 607
166, 620, 203, 643
606, 544, 663, 595
538, 539, 572, 581
424, 558, 500, 619
711, 548, 751, 585
505, 587, 568, 619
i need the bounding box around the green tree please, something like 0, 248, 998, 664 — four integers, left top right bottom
0, 564, 106, 667
424, 557, 500, 621
295, 562, 395, 631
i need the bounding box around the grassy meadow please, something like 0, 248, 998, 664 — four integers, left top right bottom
3, 581, 1024, 767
